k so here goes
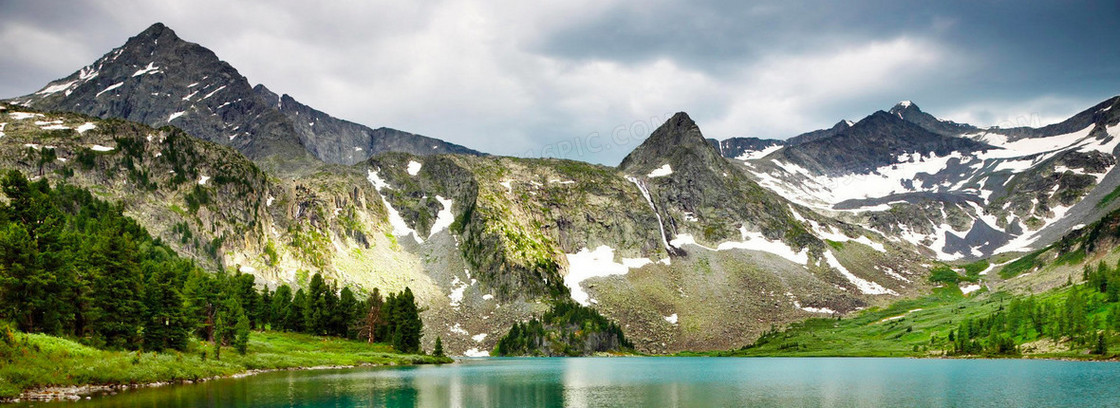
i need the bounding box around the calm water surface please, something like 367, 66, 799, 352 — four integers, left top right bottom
16, 357, 1120, 407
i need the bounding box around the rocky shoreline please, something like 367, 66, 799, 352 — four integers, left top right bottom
3, 363, 397, 404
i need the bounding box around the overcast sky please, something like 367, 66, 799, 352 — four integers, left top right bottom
2, 0, 1118, 164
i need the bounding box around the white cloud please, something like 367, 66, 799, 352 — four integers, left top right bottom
705, 37, 955, 140
938, 95, 1098, 129
1, 0, 1109, 165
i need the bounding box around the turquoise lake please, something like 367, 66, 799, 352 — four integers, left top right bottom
17, 357, 1120, 407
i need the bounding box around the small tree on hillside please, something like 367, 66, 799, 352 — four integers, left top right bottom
358, 288, 384, 343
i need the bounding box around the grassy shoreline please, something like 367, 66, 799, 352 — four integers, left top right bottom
0, 330, 452, 402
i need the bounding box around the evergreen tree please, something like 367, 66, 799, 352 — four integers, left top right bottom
1093, 330, 1109, 355
1064, 287, 1088, 346
234, 309, 250, 355
337, 286, 359, 338
184, 271, 221, 341
271, 285, 293, 330
141, 260, 191, 351
233, 273, 259, 329
390, 287, 422, 354
358, 288, 384, 343
257, 289, 273, 330
304, 273, 330, 335
212, 314, 224, 361
287, 289, 307, 332
87, 229, 145, 349
433, 336, 445, 357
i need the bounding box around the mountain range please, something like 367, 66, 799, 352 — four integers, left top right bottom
13, 23, 481, 173
4, 22, 1118, 355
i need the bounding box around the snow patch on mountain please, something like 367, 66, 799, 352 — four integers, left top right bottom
202, 85, 226, 100
131, 62, 161, 77
407, 160, 422, 176
367, 169, 423, 244
448, 276, 469, 307
960, 283, 982, 295
627, 176, 672, 252
823, 251, 897, 295
735, 144, 782, 161
648, 164, 673, 178
9, 112, 43, 121
37, 80, 77, 95
670, 226, 810, 265
95, 82, 124, 98
429, 196, 454, 237
564, 245, 634, 306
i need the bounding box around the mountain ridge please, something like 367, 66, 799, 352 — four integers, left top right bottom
9, 22, 482, 171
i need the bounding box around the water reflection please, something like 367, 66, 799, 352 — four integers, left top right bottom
14, 358, 1120, 407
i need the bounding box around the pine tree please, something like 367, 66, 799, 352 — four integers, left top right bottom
433, 336, 445, 357
142, 262, 191, 351
304, 273, 329, 335
1093, 330, 1109, 355
88, 229, 145, 349
233, 273, 259, 329
271, 285, 293, 330
212, 314, 224, 361
337, 286, 359, 338
358, 288, 384, 343
391, 287, 422, 354
184, 271, 221, 341
234, 309, 250, 355
257, 289, 273, 330
287, 289, 307, 333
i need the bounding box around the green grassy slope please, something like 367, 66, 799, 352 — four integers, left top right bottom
0, 329, 450, 399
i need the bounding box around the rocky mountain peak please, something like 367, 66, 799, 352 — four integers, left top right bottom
618, 112, 723, 173
889, 100, 917, 113
777, 109, 993, 176
132, 22, 179, 45
10, 22, 481, 170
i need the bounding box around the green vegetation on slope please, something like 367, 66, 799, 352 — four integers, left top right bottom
493, 300, 634, 356
0, 328, 449, 399
691, 262, 1120, 359
0, 171, 443, 398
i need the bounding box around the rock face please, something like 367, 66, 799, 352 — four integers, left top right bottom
888, 101, 981, 137
775, 110, 994, 176
734, 97, 1120, 261
0, 103, 926, 354
785, 119, 854, 146
12, 23, 481, 170
708, 137, 783, 161
14, 22, 1120, 356
620, 112, 821, 251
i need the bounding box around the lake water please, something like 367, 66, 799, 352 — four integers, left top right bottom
17, 357, 1120, 407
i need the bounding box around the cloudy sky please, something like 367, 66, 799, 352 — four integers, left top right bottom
2, 0, 1118, 164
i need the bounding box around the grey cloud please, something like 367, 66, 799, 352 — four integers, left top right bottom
1, 0, 1118, 166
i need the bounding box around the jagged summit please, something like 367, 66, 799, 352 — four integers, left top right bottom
133, 22, 178, 42
783, 119, 853, 147
777, 109, 993, 175
618, 112, 724, 174
9, 22, 481, 169
889, 100, 922, 117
